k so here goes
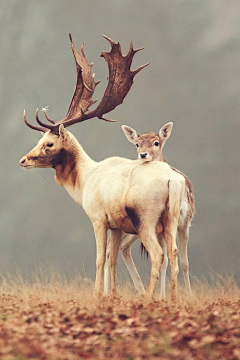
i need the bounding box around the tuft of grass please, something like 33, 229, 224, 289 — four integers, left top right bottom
0, 268, 239, 308
0, 268, 95, 311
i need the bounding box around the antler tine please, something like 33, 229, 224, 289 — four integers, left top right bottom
132, 62, 150, 76
23, 109, 48, 133
43, 110, 56, 124
128, 39, 144, 55
69, 33, 73, 46
127, 40, 150, 73
102, 34, 117, 47
35, 109, 55, 131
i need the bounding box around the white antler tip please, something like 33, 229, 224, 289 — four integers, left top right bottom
41, 106, 49, 113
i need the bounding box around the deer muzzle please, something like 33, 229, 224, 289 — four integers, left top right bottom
19, 156, 36, 169
138, 152, 152, 161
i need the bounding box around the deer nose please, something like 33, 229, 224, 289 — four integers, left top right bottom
19, 157, 26, 166
140, 153, 148, 159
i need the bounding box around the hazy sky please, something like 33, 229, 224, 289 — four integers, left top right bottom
0, 0, 239, 285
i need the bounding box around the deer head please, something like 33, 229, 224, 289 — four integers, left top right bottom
19, 124, 72, 169
20, 34, 148, 169
122, 122, 173, 161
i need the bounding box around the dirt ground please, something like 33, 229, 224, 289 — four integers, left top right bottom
0, 274, 239, 360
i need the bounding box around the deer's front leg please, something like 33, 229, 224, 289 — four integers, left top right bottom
93, 222, 108, 297
158, 234, 168, 301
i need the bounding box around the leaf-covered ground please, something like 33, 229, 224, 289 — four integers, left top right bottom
0, 274, 239, 360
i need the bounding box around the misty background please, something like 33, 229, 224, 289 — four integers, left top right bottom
0, 1, 239, 287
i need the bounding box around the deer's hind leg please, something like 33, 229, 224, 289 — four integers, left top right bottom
125, 206, 164, 301
138, 228, 164, 302
158, 234, 168, 301
104, 236, 111, 295
177, 224, 191, 293
164, 220, 179, 302
120, 234, 145, 295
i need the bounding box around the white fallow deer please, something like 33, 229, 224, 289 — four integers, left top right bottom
19, 34, 185, 302
104, 123, 195, 300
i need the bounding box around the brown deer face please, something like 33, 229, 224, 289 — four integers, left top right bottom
134, 132, 163, 161
19, 126, 67, 169
122, 122, 173, 162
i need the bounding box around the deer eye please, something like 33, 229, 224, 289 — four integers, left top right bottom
46, 142, 54, 148
154, 141, 159, 146
136, 143, 139, 148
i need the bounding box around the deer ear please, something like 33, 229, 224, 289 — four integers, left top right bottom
59, 124, 68, 141
122, 125, 140, 145
159, 122, 173, 144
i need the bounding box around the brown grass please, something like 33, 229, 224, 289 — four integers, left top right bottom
0, 270, 239, 359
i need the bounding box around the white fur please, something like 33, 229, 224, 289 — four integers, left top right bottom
20, 128, 185, 302
104, 123, 194, 300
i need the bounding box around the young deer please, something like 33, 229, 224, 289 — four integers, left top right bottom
19, 35, 185, 302
104, 123, 195, 299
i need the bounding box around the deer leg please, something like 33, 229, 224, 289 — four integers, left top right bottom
104, 235, 111, 295
164, 222, 179, 303
120, 234, 145, 295
158, 234, 168, 301
109, 228, 122, 295
93, 222, 108, 297
177, 226, 191, 293
139, 229, 164, 302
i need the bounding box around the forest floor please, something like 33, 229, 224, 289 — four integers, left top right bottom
0, 272, 239, 360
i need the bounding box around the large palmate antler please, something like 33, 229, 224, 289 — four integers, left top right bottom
24, 34, 149, 133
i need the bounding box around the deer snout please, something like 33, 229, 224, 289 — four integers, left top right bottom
19, 156, 26, 166
138, 152, 152, 162
139, 152, 148, 159
19, 156, 34, 169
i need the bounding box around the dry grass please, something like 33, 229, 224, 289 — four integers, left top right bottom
0, 270, 240, 359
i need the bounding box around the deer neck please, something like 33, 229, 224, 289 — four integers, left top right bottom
155, 153, 165, 162
54, 135, 96, 204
